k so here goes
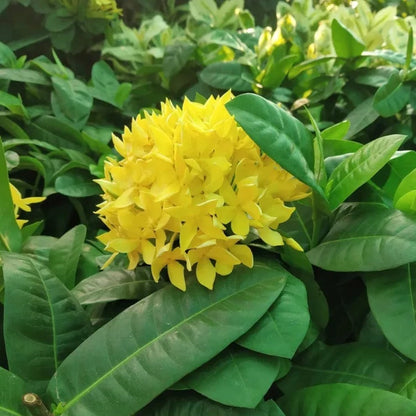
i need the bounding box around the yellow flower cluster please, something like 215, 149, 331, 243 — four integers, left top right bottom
96, 92, 309, 290
9, 183, 45, 229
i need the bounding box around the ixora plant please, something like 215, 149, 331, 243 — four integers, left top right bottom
2, 90, 416, 416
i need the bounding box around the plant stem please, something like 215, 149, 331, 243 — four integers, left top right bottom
22, 393, 52, 416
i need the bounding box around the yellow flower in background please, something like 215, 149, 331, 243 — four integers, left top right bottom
96, 92, 310, 290
59, 0, 122, 19
9, 183, 45, 229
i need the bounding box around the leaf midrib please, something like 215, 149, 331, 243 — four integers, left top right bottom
61, 274, 281, 412
0, 405, 22, 416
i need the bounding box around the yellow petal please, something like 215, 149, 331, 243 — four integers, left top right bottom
284, 237, 304, 252
196, 257, 216, 290
180, 221, 197, 252
258, 227, 284, 246
142, 240, 155, 264
231, 209, 249, 236
167, 261, 186, 291
215, 262, 234, 276
229, 244, 254, 268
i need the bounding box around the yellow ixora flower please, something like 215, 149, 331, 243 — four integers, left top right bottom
9, 183, 45, 229
96, 92, 310, 291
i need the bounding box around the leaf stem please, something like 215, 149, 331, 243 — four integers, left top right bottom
22, 393, 53, 416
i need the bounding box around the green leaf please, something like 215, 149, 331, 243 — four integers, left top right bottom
200, 62, 254, 92
0, 68, 50, 85
189, 0, 218, 25
279, 342, 405, 393
392, 363, 416, 401
47, 259, 288, 416
138, 391, 285, 416
0, 367, 28, 416
279, 383, 416, 416
55, 169, 101, 197
184, 345, 285, 408
394, 168, 416, 205
226, 94, 323, 197
72, 267, 164, 305
331, 18, 365, 58
2, 253, 92, 392
262, 51, 298, 89
365, 264, 416, 361
49, 225, 86, 289
199, 29, 247, 52
373, 72, 411, 117
163, 43, 195, 78
0, 140, 21, 252
321, 120, 351, 140
237, 275, 309, 358
51, 77, 93, 128
325, 134, 405, 210
323, 139, 362, 158
307, 203, 416, 271
344, 97, 379, 140
0, 91, 28, 119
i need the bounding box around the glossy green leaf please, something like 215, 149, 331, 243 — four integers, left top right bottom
331, 18, 365, 58
226, 94, 323, 197
2, 253, 92, 392
326, 134, 405, 209
49, 225, 86, 289
237, 275, 309, 358
0, 140, 21, 252
395, 191, 416, 213
392, 363, 416, 401
0, 367, 28, 416
279, 342, 405, 393
321, 120, 351, 140
373, 72, 411, 117
138, 391, 285, 416
199, 29, 247, 52
47, 260, 288, 416
262, 53, 298, 89
72, 267, 163, 305
394, 168, 416, 205
323, 139, 362, 158
200, 62, 254, 92
0, 91, 28, 118
0, 68, 50, 85
184, 346, 286, 408
365, 264, 416, 361
307, 203, 416, 271
55, 169, 101, 197
279, 383, 416, 416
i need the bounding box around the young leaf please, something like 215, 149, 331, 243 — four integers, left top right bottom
321, 120, 351, 140
183, 345, 284, 408
0, 367, 28, 416
278, 342, 405, 393
47, 260, 288, 416
2, 253, 92, 392
307, 203, 416, 271
226, 93, 323, 198
279, 383, 416, 416
237, 275, 310, 358
364, 263, 416, 361
49, 224, 87, 289
325, 134, 405, 210
331, 18, 365, 58
0, 139, 21, 252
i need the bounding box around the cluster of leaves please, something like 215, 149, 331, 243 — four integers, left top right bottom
1, 0, 416, 415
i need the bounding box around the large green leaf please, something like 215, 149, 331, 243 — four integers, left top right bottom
54, 169, 101, 197
72, 267, 163, 305
331, 18, 365, 58
47, 260, 288, 416
49, 225, 86, 289
365, 264, 416, 361
137, 391, 285, 416
0, 368, 28, 416
184, 345, 285, 408
279, 342, 405, 393
0, 140, 21, 252
226, 94, 322, 197
344, 97, 379, 140
237, 275, 309, 358
279, 383, 416, 416
325, 135, 405, 210
2, 253, 92, 392
392, 364, 416, 401
200, 62, 254, 92
307, 203, 416, 271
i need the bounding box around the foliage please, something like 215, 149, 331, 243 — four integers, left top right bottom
0, 0, 416, 415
